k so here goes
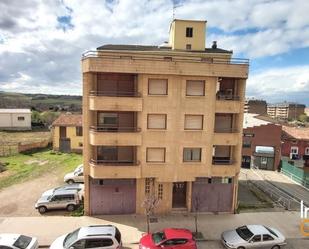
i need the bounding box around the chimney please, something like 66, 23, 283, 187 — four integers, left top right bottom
212, 41, 217, 49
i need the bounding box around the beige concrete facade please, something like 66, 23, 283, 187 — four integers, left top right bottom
82, 20, 248, 215
0, 109, 31, 130
52, 126, 83, 152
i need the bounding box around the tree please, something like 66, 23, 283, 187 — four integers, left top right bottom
142, 191, 160, 234
298, 114, 309, 123
192, 194, 201, 236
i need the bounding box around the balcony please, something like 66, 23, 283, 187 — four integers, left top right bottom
211, 165, 238, 176
89, 159, 140, 178
213, 114, 239, 145
212, 157, 235, 165
212, 145, 236, 166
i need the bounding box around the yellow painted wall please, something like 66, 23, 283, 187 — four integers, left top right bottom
53, 126, 83, 151
169, 20, 206, 50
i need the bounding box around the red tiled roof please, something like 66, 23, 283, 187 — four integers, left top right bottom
52, 114, 82, 127
282, 126, 309, 140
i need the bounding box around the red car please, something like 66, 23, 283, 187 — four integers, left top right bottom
139, 228, 197, 249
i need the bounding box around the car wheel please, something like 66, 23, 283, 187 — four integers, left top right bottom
271, 246, 280, 249
67, 204, 75, 212
67, 179, 74, 184
38, 206, 47, 214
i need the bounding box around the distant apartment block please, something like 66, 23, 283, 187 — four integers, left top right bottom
0, 109, 31, 131
52, 114, 83, 153
82, 19, 249, 215
244, 99, 267, 115
242, 114, 282, 170
267, 102, 305, 120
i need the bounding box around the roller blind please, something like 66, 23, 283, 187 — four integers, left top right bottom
148, 114, 166, 129
147, 148, 165, 162
184, 115, 203, 130
186, 80, 205, 96
148, 79, 167, 95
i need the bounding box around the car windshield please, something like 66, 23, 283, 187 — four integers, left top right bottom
63, 228, 80, 248
152, 232, 166, 244
13, 235, 32, 249
264, 226, 278, 238
236, 226, 254, 241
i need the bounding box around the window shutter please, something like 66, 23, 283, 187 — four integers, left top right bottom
149, 79, 167, 95
186, 80, 204, 96
185, 115, 203, 129
147, 148, 165, 162
148, 114, 166, 129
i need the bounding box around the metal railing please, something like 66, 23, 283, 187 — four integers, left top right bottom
281, 168, 309, 189
90, 159, 140, 166
214, 127, 239, 133
216, 94, 240, 101
89, 90, 141, 97
82, 50, 249, 65
90, 126, 141, 132
212, 158, 235, 165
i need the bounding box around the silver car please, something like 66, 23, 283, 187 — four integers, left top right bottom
41, 183, 84, 201
221, 225, 286, 249
0, 233, 38, 249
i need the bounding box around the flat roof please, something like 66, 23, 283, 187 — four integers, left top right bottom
0, 109, 31, 114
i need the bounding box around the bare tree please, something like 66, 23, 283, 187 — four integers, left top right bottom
192, 194, 201, 235
142, 193, 160, 234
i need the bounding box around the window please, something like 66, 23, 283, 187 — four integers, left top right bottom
146, 148, 166, 163
76, 126, 83, 136
262, 234, 274, 241
85, 239, 113, 248
186, 27, 193, 37
291, 146, 298, 155
251, 235, 261, 242
184, 115, 203, 130
261, 157, 267, 165
98, 113, 118, 126
148, 79, 168, 95
305, 147, 309, 155
158, 184, 163, 200
186, 80, 205, 96
145, 178, 154, 194
242, 140, 251, 148
183, 148, 201, 162
147, 114, 166, 129
186, 44, 191, 50
222, 177, 233, 184
17, 116, 25, 121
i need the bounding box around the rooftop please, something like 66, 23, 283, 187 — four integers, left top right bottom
0, 109, 31, 114
97, 44, 232, 54
282, 126, 309, 140
79, 225, 116, 238
52, 114, 82, 127
243, 113, 272, 128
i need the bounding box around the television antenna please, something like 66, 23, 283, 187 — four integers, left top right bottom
173, 2, 183, 19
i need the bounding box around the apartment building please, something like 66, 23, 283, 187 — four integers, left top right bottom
267, 102, 305, 120
82, 19, 249, 215
244, 99, 267, 115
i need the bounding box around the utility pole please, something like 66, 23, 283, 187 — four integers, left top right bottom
173, 2, 183, 20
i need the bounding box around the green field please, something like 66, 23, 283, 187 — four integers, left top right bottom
0, 149, 82, 190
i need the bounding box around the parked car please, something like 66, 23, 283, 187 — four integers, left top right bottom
0, 233, 38, 249
221, 225, 287, 249
35, 189, 80, 214
41, 183, 84, 201
139, 228, 197, 249
50, 225, 122, 249
64, 164, 84, 184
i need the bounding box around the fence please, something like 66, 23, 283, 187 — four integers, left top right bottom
0, 140, 50, 156
18, 140, 50, 153
281, 160, 309, 189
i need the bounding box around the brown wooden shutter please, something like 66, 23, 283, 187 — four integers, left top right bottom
148, 79, 167, 95
186, 80, 205, 96
148, 114, 166, 129
185, 115, 203, 129
147, 148, 165, 162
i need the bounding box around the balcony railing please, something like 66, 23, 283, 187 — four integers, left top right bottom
214, 127, 238, 133
212, 158, 235, 165
90, 159, 140, 166
216, 94, 240, 101
89, 90, 141, 97
90, 126, 141, 132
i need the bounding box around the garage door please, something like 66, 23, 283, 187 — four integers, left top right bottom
90, 178, 136, 215
192, 179, 233, 212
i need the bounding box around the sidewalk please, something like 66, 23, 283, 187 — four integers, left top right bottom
0, 211, 304, 247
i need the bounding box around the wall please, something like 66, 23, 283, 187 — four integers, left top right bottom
18, 140, 49, 153
53, 126, 83, 152
0, 113, 31, 130
242, 124, 282, 170
282, 139, 309, 158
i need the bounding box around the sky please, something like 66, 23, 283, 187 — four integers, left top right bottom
0, 0, 308, 105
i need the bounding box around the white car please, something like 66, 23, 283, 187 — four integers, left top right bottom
64, 164, 84, 184
41, 184, 84, 201
0, 233, 38, 249
50, 225, 122, 249
221, 225, 286, 249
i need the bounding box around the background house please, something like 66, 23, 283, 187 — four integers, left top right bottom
52, 114, 83, 153
0, 109, 31, 131
244, 99, 267, 115
242, 114, 282, 170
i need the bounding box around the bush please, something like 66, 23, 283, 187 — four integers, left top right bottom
0, 162, 7, 173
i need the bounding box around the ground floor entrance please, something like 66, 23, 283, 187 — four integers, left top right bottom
172, 182, 187, 208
